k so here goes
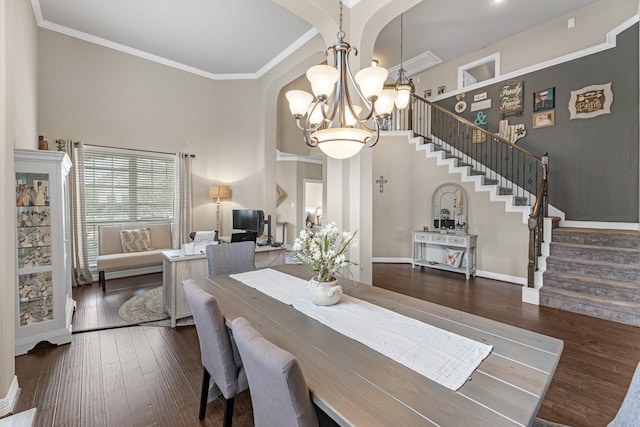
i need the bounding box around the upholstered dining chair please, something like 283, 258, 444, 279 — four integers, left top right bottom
182, 279, 248, 426
206, 241, 255, 277
231, 316, 319, 427
534, 361, 640, 427
608, 361, 640, 426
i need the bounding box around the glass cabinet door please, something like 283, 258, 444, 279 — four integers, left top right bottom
16, 172, 53, 326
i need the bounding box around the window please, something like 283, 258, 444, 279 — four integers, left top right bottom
458, 53, 500, 89
84, 146, 176, 267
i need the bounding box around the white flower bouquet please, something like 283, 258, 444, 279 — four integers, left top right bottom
292, 222, 358, 282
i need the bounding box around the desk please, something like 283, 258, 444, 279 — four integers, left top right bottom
196, 264, 563, 426
162, 245, 286, 327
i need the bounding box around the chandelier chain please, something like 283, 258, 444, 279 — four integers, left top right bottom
338, 0, 345, 41
400, 14, 404, 69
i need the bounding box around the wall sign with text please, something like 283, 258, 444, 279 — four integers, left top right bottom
499, 80, 523, 117
569, 82, 613, 120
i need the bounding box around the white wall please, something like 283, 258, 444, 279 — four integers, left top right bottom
37, 29, 263, 235
1, 0, 38, 415
372, 135, 529, 281
413, 0, 638, 98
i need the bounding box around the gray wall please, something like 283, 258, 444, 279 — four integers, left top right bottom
437, 24, 639, 222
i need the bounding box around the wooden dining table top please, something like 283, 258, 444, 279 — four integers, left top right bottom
194, 264, 563, 427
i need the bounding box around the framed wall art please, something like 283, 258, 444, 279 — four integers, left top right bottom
533, 110, 555, 129
499, 80, 523, 117
569, 82, 613, 120
534, 87, 555, 111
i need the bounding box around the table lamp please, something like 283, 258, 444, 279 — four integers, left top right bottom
209, 184, 231, 239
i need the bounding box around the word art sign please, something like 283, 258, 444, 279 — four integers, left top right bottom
499, 80, 523, 117
569, 82, 613, 120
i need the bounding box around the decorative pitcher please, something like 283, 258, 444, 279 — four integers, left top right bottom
309, 276, 343, 306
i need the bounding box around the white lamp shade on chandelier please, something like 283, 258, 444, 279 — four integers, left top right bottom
285, 1, 412, 160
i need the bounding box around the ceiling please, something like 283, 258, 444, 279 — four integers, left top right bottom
33, 0, 602, 80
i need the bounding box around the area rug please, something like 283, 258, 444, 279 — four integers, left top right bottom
118, 286, 194, 327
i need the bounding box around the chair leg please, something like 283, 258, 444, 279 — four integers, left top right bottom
199, 367, 211, 420
99, 271, 106, 292
223, 396, 234, 427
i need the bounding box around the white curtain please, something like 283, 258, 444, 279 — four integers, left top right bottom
175, 153, 194, 246
56, 139, 93, 286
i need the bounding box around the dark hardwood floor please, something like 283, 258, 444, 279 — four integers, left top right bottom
12, 264, 640, 426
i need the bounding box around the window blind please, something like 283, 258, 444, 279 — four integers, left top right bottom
84, 146, 176, 266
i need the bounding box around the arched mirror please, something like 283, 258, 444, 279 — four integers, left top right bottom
432, 183, 467, 231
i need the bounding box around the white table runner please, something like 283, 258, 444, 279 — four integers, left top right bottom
230, 268, 492, 391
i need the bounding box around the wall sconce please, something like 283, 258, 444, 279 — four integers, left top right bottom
209, 184, 231, 238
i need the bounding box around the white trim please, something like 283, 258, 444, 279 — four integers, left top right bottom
276, 150, 323, 164
560, 220, 640, 231
457, 53, 501, 91
476, 270, 525, 286
31, 1, 319, 81
0, 376, 19, 416
372, 257, 412, 264
522, 287, 540, 305
255, 28, 319, 78
432, 15, 639, 101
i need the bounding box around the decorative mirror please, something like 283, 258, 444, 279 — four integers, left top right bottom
432, 183, 467, 231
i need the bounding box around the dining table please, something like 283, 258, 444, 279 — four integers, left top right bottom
194, 264, 563, 427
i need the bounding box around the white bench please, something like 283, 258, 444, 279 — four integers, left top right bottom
97, 223, 173, 292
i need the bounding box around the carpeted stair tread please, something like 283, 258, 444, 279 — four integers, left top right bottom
549, 241, 640, 264
552, 227, 640, 248
540, 287, 640, 327
545, 255, 640, 282
542, 271, 640, 302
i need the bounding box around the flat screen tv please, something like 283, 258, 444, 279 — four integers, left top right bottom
232, 209, 265, 236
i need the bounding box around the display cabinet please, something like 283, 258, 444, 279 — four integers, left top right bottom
14, 149, 74, 355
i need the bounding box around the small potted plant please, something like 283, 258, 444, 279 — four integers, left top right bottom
292, 222, 358, 305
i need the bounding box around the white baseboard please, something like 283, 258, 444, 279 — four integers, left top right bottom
0, 376, 19, 417
522, 287, 540, 305
475, 270, 526, 286
372, 257, 412, 264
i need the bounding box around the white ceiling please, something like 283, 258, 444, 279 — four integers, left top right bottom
33, 0, 602, 80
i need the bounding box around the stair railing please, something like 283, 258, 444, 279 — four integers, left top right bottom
390, 94, 548, 287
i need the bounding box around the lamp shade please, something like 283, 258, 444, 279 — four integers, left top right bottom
311, 128, 371, 159
345, 105, 362, 127
395, 84, 412, 109
209, 184, 231, 200
306, 65, 339, 98
354, 66, 388, 99
286, 90, 313, 116
376, 89, 397, 116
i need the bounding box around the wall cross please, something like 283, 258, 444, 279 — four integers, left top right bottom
376, 175, 388, 193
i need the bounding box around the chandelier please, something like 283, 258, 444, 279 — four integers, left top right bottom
286, 0, 400, 160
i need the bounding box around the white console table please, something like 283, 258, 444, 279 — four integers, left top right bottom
162, 245, 286, 327
412, 231, 477, 279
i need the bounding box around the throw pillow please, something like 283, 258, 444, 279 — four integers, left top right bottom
120, 228, 153, 253
445, 248, 464, 268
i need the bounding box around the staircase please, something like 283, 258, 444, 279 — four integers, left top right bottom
541, 227, 640, 326
407, 135, 535, 222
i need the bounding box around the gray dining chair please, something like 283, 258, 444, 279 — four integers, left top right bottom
231, 317, 319, 427
534, 361, 640, 427
206, 241, 255, 277
608, 361, 640, 426
182, 279, 248, 426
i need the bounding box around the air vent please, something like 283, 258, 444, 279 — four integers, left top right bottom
388, 51, 442, 79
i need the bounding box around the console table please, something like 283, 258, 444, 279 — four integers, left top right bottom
162, 245, 287, 327
412, 231, 477, 279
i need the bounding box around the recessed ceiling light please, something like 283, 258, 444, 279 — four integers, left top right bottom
492, 0, 504, 4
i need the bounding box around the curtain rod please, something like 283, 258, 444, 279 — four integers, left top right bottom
82, 142, 195, 158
